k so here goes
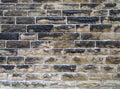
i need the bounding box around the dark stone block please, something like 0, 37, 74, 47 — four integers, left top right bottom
0, 33, 19, 40
75, 41, 95, 48
17, 65, 29, 69
96, 41, 120, 48
27, 25, 54, 32
7, 57, 24, 64
1, 25, 26, 32
0, 17, 15, 24
6, 41, 30, 48
16, 17, 35, 24
0, 65, 15, 70
1, 0, 18, 3
67, 17, 99, 24
90, 24, 112, 32
64, 49, 85, 53
0, 57, 6, 64
110, 9, 120, 16
0, 11, 3, 16
54, 65, 76, 72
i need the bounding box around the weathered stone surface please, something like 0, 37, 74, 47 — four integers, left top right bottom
87, 48, 111, 55
20, 33, 38, 40
101, 65, 116, 72
7, 57, 24, 64
68, 17, 99, 24
6, 41, 30, 48
90, 24, 112, 32
38, 33, 63, 40
71, 56, 88, 64
0, 65, 15, 73
0, 49, 17, 56
18, 49, 52, 56
0, 73, 7, 80
47, 10, 61, 16
16, 17, 35, 24
62, 73, 88, 80
76, 24, 90, 32
93, 10, 108, 16
1, 0, 18, 3
31, 41, 51, 48
0, 57, 6, 64
44, 3, 79, 10
25, 57, 44, 64
54, 25, 75, 32
28, 10, 46, 16
42, 73, 61, 81
27, 25, 54, 32
75, 41, 95, 48
89, 56, 106, 64
109, 9, 120, 16
106, 56, 120, 64
63, 10, 92, 16
89, 73, 112, 80
36, 17, 66, 24
16, 4, 42, 10
111, 49, 120, 55
0, 4, 16, 10
0, 17, 15, 24
0, 81, 10, 88
81, 3, 102, 10
76, 81, 101, 87
77, 65, 100, 73
102, 3, 118, 9
81, 32, 102, 40
18, 0, 32, 3
90, 0, 107, 2
64, 0, 89, 2
16, 65, 33, 73
109, 17, 120, 24
34, 65, 51, 72
0, 41, 5, 48
112, 73, 120, 80
34, 0, 61, 2
8, 73, 25, 80
4, 10, 27, 16
64, 48, 86, 56
26, 73, 41, 80
0, 33, 19, 40
0, 10, 3, 16
96, 41, 120, 48
1, 25, 26, 32
53, 65, 76, 72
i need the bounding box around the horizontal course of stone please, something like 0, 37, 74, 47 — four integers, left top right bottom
0, 0, 120, 88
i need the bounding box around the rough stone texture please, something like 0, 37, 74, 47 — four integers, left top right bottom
0, 0, 119, 89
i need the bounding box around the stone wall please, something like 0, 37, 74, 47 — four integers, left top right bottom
0, 0, 120, 89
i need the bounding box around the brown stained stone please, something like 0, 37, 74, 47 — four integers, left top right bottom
111, 49, 120, 55
62, 73, 88, 80
0, 57, 6, 64
112, 73, 120, 80
81, 32, 102, 40
28, 10, 46, 16
64, 0, 89, 2
36, 17, 66, 24
0, 41, 5, 48
4, 10, 27, 16
89, 73, 112, 80
54, 41, 74, 48
77, 65, 100, 73
76, 25, 90, 32
7, 57, 24, 64
8, 73, 25, 80
89, 56, 105, 64
34, 65, 51, 72
76, 81, 101, 87
16, 65, 34, 73
54, 25, 76, 32
106, 56, 120, 64
20, 33, 38, 40
55, 55, 70, 64
0, 73, 7, 80
18, 49, 52, 56
71, 56, 88, 64
101, 65, 116, 72
26, 74, 41, 80
42, 73, 61, 81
